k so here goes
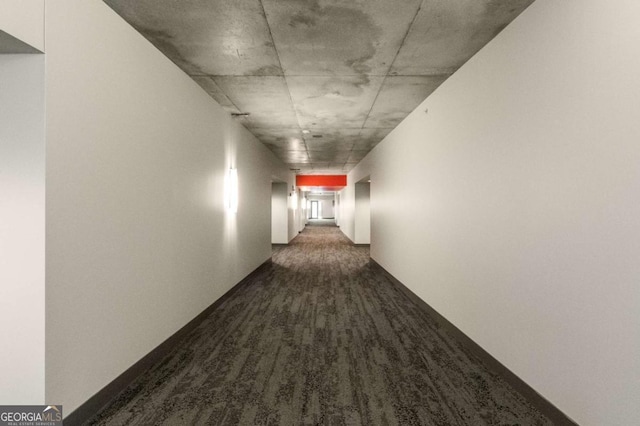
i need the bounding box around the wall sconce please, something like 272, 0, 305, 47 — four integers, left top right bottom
225, 168, 238, 213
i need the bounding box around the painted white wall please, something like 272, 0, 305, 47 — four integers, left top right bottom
288, 208, 297, 240
346, 0, 640, 424
301, 192, 309, 227
283, 186, 301, 241
339, 184, 355, 242
296, 189, 306, 232
300, 192, 305, 233
44, 0, 289, 414
271, 182, 288, 243
320, 199, 333, 219
0, 54, 45, 404
354, 183, 370, 244
307, 195, 334, 219
272, 175, 299, 243
0, 0, 44, 51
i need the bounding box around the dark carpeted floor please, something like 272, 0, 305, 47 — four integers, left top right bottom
87, 223, 552, 425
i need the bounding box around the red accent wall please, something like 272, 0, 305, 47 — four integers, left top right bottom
296, 175, 347, 188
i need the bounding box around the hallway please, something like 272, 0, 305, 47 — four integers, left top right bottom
89, 224, 551, 425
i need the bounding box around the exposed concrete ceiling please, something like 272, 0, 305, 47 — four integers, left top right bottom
103, 0, 534, 174
0, 29, 41, 53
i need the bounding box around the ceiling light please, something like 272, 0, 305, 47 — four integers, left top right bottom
302, 129, 310, 134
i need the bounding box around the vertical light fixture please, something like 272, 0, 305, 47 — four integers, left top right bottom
226, 168, 238, 213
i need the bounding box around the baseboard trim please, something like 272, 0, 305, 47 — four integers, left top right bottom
369, 259, 578, 426
63, 259, 272, 426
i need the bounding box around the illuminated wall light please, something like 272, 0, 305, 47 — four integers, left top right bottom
225, 168, 238, 213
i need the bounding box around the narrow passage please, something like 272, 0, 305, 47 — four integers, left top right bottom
90, 222, 551, 425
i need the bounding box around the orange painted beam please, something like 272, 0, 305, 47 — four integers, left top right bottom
296, 175, 346, 188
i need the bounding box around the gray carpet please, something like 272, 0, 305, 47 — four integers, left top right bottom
87, 223, 552, 425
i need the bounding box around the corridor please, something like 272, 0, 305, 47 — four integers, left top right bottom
89, 223, 551, 425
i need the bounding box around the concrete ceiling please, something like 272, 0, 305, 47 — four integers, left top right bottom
0, 29, 41, 53
103, 0, 534, 174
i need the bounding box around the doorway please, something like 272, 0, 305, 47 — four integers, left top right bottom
310, 201, 319, 219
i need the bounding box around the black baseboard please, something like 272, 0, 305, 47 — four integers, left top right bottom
369, 259, 578, 426
64, 259, 272, 426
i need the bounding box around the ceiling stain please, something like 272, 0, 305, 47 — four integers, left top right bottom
288, 76, 385, 129
136, 27, 205, 75
265, 0, 389, 76
389, 0, 535, 75
245, 64, 283, 77
289, 12, 317, 29
103, 0, 535, 174
365, 75, 449, 128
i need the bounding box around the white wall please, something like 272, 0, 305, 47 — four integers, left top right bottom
296, 189, 306, 232
319, 199, 334, 219
339, 184, 355, 241
0, 54, 45, 404
346, 0, 640, 424
44, 0, 289, 414
308, 194, 335, 219
272, 175, 299, 243
283, 187, 301, 241
354, 183, 370, 244
271, 182, 288, 243
0, 0, 44, 51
